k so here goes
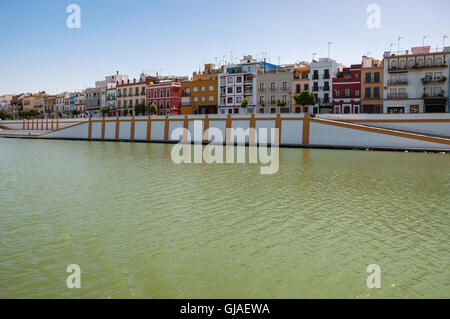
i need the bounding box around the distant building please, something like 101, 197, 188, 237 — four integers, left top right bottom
146, 81, 182, 115
361, 57, 384, 113
256, 68, 292, 114
44, 95, 57, 118
332, 64, 362, 114
218, 55, 279, 114
85, 88, 101, 117
291, 62, 311, 113
116, 74, 149, 116
74, 92, 86, 117
181, 63, 220, 115
383, 46, 450, 113
310, 58, 342, 114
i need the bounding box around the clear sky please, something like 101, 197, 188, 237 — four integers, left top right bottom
1, 0, 449, 95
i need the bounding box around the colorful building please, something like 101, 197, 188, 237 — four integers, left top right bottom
361, 57, 384, 113
383, 46, 450, 113
332, 64, 362, 114
116, 75, 148, 116
181, 64, 220, 115
146, 81, 182, 115
291, 63, 311, 113
44, 95, 57, 118
310, 58, 342, 114
218, 55, 279, 114
256, 68, 292, 114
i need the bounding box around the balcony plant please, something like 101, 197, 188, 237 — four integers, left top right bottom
149, 103, 157, 115
101, 106, 110, 117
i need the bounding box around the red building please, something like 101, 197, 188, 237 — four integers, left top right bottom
332, 64, 361, 114
146, 81, 182, 115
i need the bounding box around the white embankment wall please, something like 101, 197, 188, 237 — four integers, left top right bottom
318, 113, 450, 137
1, 114, 450, 150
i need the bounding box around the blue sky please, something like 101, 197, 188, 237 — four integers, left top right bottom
1, 0, 449, 95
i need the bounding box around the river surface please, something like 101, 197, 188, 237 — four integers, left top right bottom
0, 138, 449, 298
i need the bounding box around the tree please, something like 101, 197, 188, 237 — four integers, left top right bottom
276, 98, 287, 107
71, 109, 81, 117
293, 91, 316, 107
101, 106, 110, 116
240, 97, 249, 109
0, 110, 12, 120
149, 103, 157, 115
18, 108, 40, 119
134, 103, 146, 116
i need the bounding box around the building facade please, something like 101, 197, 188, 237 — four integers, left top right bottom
218, 55, 279, 114
383, 46, 450, 113
256, 68, 292, 114
116, 76, 147, 116
85, 88, 101, 117
291, 63, 311, 113
332, 64, 361, 114
74, 92, 86, 117
146, 81, 182, 115
361, 57, 384, 113
44, 95, 57, 118
181, 64, 220, 115
310, 58, 341, 114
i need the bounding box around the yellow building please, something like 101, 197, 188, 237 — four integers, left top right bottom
44, 95, 57, 118
361, 57, 384, 113
116, 76, 147, 116
23, 93, 48, 114
181, 64, 220, 114
291, 63, 311, 113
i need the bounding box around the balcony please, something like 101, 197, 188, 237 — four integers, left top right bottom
423, 93, 446, 99
387, 93, 408, 100
280, 87, 289, 92
270, 87, 277, 92
182, 92, 191, 97
323, 74, 330, 79
421, 76, 447, 84
259, 87, 266, 92
312, 87, 319, 92
388, 79, 408, 85
312, 75, 319, 80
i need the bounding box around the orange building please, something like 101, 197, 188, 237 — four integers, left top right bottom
181, 64, 220, 114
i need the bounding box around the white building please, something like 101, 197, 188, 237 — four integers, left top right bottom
218, 55, 279, 114
74, 92, 86, 117
56, 92, 69, 115
383, 46, 450, 113
95, 73, 128, 110
310, 58, 342, 114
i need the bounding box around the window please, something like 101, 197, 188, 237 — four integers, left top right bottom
166, 100, 170, 109
270, 96, 275, 104
282, 81, 288, 91
236, 96, 242, 104
227, 97, 233, 104
345, 88, 350, 97
408, 59, 415, 69
227, 87, 233, 94
159, 90, 163, 98
335, 90, 340, 98
324, 69, 330, 79
313, 70, 319, 79
166, 89, 170, 97
436, 57, 443, 66
270, 82, 276, 91
193, 97, 198, 102
304, 84, 309, 91
355, 90, 360, 97
236, 76, 242, 83
296, 84, 301, 93
236, 86, 242, 94
374, 72, 380, 83
153, 91, 157, 99
365, 73, 372, 83
227, 77, 233, 84
426, 58, 432, 67
201, 86, 205, 92
410, 105, 419, 113
193, 87, 198, 92
259, 96, 265, 105
209, 96, 214, 102
209, 86, 214, 91
259, 83, 265, 92
365, 87, 371, 98
201, 96, 205, 102
391, 60, 397, 69
373, 87, 380, 98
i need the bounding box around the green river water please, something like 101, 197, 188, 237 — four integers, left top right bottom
0, 138, 449, 298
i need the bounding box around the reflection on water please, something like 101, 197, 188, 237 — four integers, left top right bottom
0, 138, 449, 298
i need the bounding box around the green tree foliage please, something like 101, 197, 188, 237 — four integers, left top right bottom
293, 91, 316, 106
